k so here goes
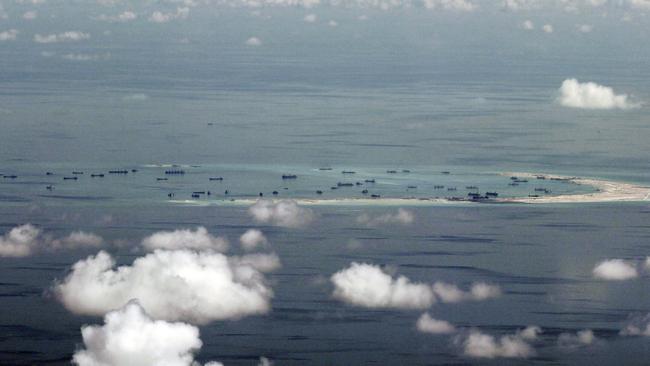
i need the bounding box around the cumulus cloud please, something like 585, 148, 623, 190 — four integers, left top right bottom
0, 29, 18, 41
72, 301, 223, 366
249, 199, 314, 228
245, 36, 262, 46
0, 224, 103, 257
62, 53, 111, 61
149, 7, 189, 22
416, 313, 456, 334
456, 327, 539, 359
502, 0, 538, 11
423, 0, 477, 11
0, 224, 41, 257
542, 23, 553, 33
240, 229, 268, 251
54, 249, 275, 324
557, 79, 638, 109
141, 227, 229, 252
356, 208, 415, 226
432, 281, 501, 303
558, 329, 596, 348
34, 31, 90, 43
331, 262, 435, 309
621, 313, 650, 336
592, 259, 638, 280
99, 10, 137, 22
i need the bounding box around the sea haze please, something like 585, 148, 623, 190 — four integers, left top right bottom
1, 1, 650, 365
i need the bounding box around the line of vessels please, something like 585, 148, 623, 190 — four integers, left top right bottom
6, 167, 567, 202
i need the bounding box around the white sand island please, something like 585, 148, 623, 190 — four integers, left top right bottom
170, 172, 650, 206
495, 172, 650, 204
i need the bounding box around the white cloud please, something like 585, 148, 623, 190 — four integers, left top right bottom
149, 11, 173, 22
72, 301, 223, 366
501, 0, 538, 11
424, 0, 477, 11
457, 327, 539, 359
149, 7, 189, 23
249, 199, 314, 228
557, 79, 638, 110
22, 11, 37, 20
34, 31, 90, 43
62, 53, 110, 61
621, 313, 650, 336
245, 36, 262, 46
432, 281, 501, 303
522, 20, 534, 30
240, 229, 268, 251
416, 313, 456, 334
0, 224, 41, 257
99, 10, 137, 22
331, 262, 435, 309
328, 19, 338, 26
54, 249, 275, 324
558, 329, 596, 348
356, 208, 415, 226
303, 13, 317, 22
0, 29, 18, 41
592, 259, 638, 280
0, 224, 103, 257
518, 325, 542, 340
542, 23, 553, 33
141, 227, 229, 252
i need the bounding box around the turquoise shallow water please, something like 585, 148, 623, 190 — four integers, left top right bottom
0, 162, 596, 206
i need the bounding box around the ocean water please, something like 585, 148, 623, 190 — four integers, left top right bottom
2, 7, 650, 365
2, 203, 650, 365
